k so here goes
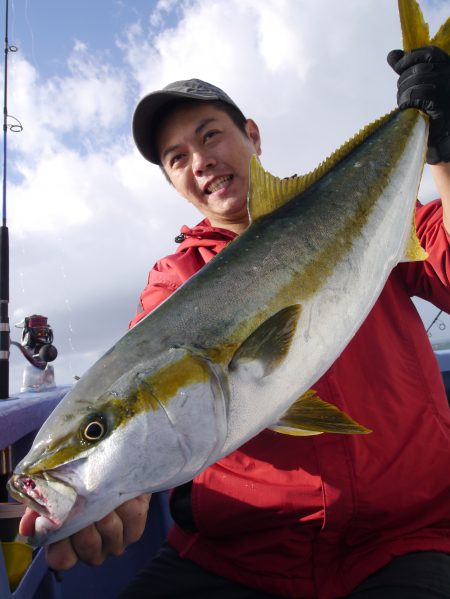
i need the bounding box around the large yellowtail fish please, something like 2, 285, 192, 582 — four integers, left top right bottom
8, 0, 450, 546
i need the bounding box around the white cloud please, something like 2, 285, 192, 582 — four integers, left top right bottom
7, 0, 449, 392
8, 44, 128, 161
149, 0, 181, 28
10, 150, 93, 233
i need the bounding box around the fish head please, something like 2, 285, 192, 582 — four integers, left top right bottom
8, 345, 228, 546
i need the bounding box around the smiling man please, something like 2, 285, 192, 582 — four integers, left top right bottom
155, 99, 260, 234
39, 53, 450, 599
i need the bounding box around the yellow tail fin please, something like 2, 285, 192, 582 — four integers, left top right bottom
399, 0, 450, 52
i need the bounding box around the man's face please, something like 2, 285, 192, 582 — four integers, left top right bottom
157, 103, 261, 232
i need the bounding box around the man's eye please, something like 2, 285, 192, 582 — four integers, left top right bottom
204, 130, 220, 142
170, 154, 184, 167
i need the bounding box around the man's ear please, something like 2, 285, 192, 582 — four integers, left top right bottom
245, 119, 262, 156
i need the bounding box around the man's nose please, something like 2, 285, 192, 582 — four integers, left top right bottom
192, 150, 216, 175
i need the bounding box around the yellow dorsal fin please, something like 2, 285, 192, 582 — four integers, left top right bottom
399, 0, 450, 53
247, 1, 450, 224
248, 110, 395, 222
248, 157, 310, 221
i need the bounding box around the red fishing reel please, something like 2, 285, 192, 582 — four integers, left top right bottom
13, 314, 58, 369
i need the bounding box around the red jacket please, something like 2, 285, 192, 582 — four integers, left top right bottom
130, 201, 450, 598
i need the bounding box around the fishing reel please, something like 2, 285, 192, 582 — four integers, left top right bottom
11, 314, 58, 370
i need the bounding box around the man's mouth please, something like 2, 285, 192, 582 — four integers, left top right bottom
205, 175, 233, 194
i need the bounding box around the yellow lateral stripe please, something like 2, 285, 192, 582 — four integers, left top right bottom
26, 352, 214, 473
147, 353, 211, 403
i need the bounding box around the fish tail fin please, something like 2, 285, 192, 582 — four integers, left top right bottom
399, 0, 450, 53
398, 0, 430, 51
431, 19, 450, 54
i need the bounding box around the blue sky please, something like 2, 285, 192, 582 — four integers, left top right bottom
10, 1, 158, 74
3, 0, 450, 393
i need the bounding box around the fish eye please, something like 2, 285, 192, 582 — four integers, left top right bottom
81, 415, 107, 443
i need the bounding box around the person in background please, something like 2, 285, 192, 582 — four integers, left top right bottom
35, 47, 450, 598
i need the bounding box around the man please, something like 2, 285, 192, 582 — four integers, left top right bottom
38, 47, 450, 598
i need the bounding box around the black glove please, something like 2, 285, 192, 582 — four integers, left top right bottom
387, 46, 450, 164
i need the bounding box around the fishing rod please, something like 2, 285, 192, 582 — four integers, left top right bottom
0, 0, 11, 400
0, 2, 56, 405
0, 0, 20, 400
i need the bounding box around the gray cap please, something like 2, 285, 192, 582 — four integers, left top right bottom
132, 78, 245, 164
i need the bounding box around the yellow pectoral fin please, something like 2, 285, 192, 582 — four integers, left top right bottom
229, 305, 301, 376
270, 389, 371, 436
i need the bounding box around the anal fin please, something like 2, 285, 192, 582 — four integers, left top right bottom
270, 390, 371, 436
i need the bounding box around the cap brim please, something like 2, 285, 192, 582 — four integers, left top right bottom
132, 90, 211, 164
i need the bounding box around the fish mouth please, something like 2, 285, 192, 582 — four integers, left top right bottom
204, 175, 233, 194
8, 472, 77, 541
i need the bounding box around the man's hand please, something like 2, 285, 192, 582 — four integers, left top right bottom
387, 46, 450, 164
42, 494, 151, 571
